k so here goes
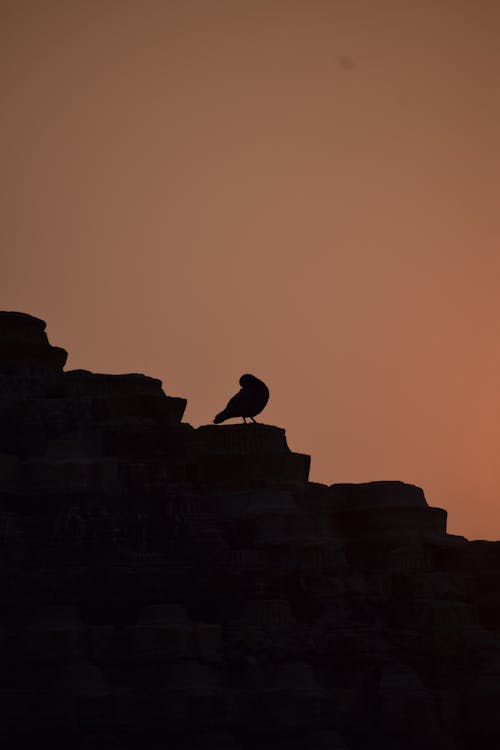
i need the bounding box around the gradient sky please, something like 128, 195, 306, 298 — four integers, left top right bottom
2, 1, 500, 539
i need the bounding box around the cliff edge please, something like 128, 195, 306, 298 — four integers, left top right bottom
0, 312, 499, 750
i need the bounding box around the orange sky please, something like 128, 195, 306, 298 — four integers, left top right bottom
2, 0, 500, 539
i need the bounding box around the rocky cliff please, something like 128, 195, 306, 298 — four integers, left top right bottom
1, 312, 499, 750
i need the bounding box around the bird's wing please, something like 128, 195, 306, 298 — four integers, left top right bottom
224, 388, 253, 418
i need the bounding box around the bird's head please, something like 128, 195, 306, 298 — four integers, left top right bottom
239, 373, 257, 388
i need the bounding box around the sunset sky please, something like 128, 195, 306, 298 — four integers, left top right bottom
2, 1, 499, 539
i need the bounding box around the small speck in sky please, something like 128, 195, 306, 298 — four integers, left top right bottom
338, 55, 357, 70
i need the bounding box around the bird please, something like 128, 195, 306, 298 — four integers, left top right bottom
213, 374, 269, 424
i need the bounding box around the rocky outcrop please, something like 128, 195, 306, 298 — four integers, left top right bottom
0, 312, 498, 749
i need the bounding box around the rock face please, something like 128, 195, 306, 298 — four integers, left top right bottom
0, 312, 499, 749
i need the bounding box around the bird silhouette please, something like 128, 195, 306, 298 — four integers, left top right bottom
213, 374, 269, 424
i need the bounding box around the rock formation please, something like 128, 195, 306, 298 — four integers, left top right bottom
0, 311, 499, 749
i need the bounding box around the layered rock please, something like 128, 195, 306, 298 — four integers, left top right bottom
0, 312, 498, 749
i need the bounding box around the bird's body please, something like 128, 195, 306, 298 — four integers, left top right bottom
213, 374, 269, 424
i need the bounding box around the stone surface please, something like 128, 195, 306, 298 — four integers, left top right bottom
0, 312, 499, 749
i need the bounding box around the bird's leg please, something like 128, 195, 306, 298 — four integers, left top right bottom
250, 417, 258, 424
242, 417, 247, 424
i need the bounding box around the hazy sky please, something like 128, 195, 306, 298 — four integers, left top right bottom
2, 0, 500, 539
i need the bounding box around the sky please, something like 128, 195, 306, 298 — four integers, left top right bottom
2, 0, 500, 539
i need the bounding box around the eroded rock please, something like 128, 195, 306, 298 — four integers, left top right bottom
0, 311, 498, 749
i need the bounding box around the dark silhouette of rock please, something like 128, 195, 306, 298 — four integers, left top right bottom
213, 374, 269, 424
0, 310, 499, 749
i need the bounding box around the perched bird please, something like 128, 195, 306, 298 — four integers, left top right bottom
213, 374, 269, 424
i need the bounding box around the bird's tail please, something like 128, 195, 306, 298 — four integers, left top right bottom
213, 410, 227, 424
